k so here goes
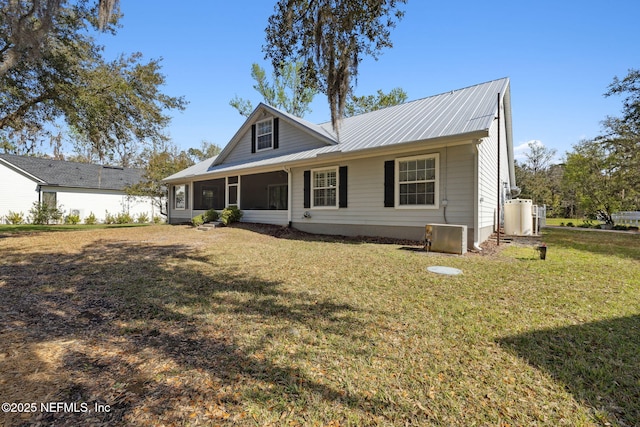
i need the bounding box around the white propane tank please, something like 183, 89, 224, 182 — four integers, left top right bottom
504, 199, 533, 236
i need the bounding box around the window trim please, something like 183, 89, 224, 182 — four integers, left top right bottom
174, 184, 188, 210
226, 176, 239, 207
42, 191, 57, 208
394, 154, 439, 209
255, 118, 274, 152
311, 166, 339, 209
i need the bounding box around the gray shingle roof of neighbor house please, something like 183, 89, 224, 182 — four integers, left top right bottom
164, 77, 512, 182
0, 154, 144, 191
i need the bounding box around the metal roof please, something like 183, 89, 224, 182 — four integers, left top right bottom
165, 78, 511, 181
163, 155, 218, 181
330, 77, 509, 150
0, 154, 144, 190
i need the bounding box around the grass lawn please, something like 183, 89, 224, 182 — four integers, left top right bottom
0, 224, 638, 426
544, 217, 598, 227
0, 223, 150, 233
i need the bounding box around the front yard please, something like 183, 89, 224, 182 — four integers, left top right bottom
0, 225, 638, 426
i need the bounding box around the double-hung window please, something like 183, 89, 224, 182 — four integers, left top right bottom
396, 154, 438, 207
312, 168, 338, 208
256, 119, 273, 151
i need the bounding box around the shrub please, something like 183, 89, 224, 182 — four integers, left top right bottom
136, 212, 150, 224
566, 222, 574, 227
613, 224, 630, 231
220, 206, 242, 225
5, 211, 25, 224
191, 214, 205, 227
204, 209, 219, 223
64, 213, 81, 225
29, 202, 64, 225
84, 212, 98, 225
104, 211, 116, 224
153, 215, 163, 224
116, 212, 133, 224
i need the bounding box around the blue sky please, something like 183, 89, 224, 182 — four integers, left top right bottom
97, 1, 638, 163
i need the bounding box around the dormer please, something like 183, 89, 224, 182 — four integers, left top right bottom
212, 103, 337, 167
252, 116, 279, 153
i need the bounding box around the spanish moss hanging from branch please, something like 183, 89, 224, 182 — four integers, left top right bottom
264, 0, 406, 135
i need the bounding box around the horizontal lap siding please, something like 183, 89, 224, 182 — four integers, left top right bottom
223, 119, 330, 165
241, 210, 288, 225
54, 188, 157, 222
291, 144, 475, 229
186, 209, 286, 226
0, 164, 39, 222
477, 117, 510, 230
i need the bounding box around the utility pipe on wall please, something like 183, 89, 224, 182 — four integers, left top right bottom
497, 92, 501, 246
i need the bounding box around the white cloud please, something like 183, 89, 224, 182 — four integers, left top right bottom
514, 140, 541, 161
513, 140, 563, 164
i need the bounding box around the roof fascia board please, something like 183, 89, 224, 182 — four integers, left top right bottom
0, 157, 46, 184
165, 130, 488, 183
502, 85, 516, 187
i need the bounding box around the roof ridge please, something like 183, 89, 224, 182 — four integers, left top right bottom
317, 77, 510, 126
0, 153, 141, 171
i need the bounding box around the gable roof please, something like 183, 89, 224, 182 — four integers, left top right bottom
213, 103, 338, 166
0, 154, 144, 191
165, 77, 512, 182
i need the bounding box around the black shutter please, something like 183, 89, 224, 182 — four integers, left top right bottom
251, 124, 256, 153
273, 118, 279, 149
303, 170, 311, 208
384, 160, 395, 207
339, 166, 348, 208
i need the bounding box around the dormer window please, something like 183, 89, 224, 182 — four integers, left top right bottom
256, 118, 273, 151
251, 117, 279, 154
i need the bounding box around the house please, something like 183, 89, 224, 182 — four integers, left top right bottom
163, 78, 517, 249
0, 154, 157, 223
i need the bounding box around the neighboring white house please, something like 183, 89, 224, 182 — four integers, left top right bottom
0, 154, 157, 223
163, 78, 518, 249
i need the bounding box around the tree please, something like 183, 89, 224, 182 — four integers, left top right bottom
605, 68, 640, 133
230, 62, 317, 117
560, 70, 640, 223
514, 141, 561, 212
187, 140, 221, 162
344, 87, 407, 117
563, 139, 624, 225
66, 53, 187, 166
264, 0, 407, 132
0, 1, 186, 164
602, 69, 640, 192
126, 145, 194, 217
0, 0, 119, 76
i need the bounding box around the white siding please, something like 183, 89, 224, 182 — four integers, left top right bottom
223, 117, 330, 165
0, 164, 39, 223
242, 210, 288, 225
291, 143, 476, 231
47, 186, 156, 223
477, 110, 512, 233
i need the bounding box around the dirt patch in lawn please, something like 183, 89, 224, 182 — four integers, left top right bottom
3, 224, 615, 426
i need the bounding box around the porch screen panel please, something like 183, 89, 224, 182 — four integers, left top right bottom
193, 179, 225, 210
240, 171, 288, 210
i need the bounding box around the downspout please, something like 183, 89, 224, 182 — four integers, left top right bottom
496, 92, 501, 246
473, 141, 482, 252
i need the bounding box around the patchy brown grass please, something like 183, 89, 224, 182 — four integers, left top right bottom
0, 225, 638, 426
